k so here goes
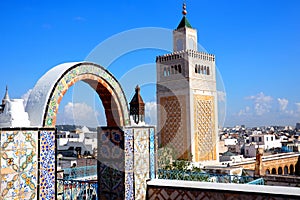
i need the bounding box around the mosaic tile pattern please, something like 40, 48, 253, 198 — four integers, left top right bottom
124, 128, 134, 200
134, 129, 150, 200
0, 130, 38, 200
44, 63, 130, 128
98, 128, 125, 199
149, 127, 156, 179
39, 130, 56, 200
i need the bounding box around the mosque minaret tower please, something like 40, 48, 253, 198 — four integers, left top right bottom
156, 3, 219, 162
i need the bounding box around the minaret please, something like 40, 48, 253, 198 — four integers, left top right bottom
129, 85, 145, 125
156, 3, 219, 162
2, 86, 10, 105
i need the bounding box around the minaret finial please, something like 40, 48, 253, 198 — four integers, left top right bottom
182, 2, 187, 16
135, 85, 140, 93
2, 85, 10, 105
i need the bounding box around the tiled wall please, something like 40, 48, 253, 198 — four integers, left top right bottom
98, 127, 125, 199
100, 126, 156, 200
0, 129, 38, 199
125, 126, 156, 200
0, 126, 156, 200
0, 128, 56, 200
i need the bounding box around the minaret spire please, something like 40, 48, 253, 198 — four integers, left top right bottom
182, 2, 187, 16
176, 2, 192, 29
2, 85, 10, 105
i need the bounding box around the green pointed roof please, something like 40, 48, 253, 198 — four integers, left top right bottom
176, 16, 192, 29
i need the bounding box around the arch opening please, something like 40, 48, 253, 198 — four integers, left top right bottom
26, 62, 130, 128
290, 164, 294, 175
278, 167, 283, 175
284, 166, 289, 175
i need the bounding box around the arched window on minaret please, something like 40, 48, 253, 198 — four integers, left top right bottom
171, 66, 174, 74
204, 66, 207, 75
167, 67, 171, 76
175, 65, 178, 74
207, 67, 210, 75
200, 65, 204, 74
195, 64, 198, 73
163, 67, 167, 76
129, 85, 145, 125
178, 65, 182, 73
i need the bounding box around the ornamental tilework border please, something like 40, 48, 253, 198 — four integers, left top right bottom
39, 130, 56, 200
44, 64, 130, 128
124, 129, 134, 200
134, 129, 150, 200
149, 128, 156, 179
0, 130, 38, 200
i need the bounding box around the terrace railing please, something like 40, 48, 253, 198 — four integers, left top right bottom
57, 179, 98, 200
157, 169, 263, 184
63, 165, 97, 180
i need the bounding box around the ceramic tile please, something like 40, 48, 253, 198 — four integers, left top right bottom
0, 173, 19, 198
1, 131, 19, 151
19, 148, 37, 172
1, 150, 19, 174
19, 131, 37, 150
19, 192, 36, 200
20, 170, 37, 194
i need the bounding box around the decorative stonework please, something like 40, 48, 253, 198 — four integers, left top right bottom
194, 95, 217, 162
160, 96, 188, 159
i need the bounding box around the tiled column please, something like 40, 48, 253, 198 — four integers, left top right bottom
0, 129, 39, 200
38, 129, 56, 200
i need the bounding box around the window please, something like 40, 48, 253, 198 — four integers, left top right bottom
174, 65, 178, 74
178, 65, 182, 73
271, 137, 274, 141
251, 137, 254, 142
195, 65, 198, 73
177, 39, 183, 51
207, 67, 210, 75
171, 66, 174, 74
163, 67, 167, 76
259, 137, 262, 142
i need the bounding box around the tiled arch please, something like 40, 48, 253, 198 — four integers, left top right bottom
25, 62, 131, 199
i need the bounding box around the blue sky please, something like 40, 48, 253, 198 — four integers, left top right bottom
1, 0, 300, 127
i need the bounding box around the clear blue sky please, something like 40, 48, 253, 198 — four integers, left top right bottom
1, 0, 300, 127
